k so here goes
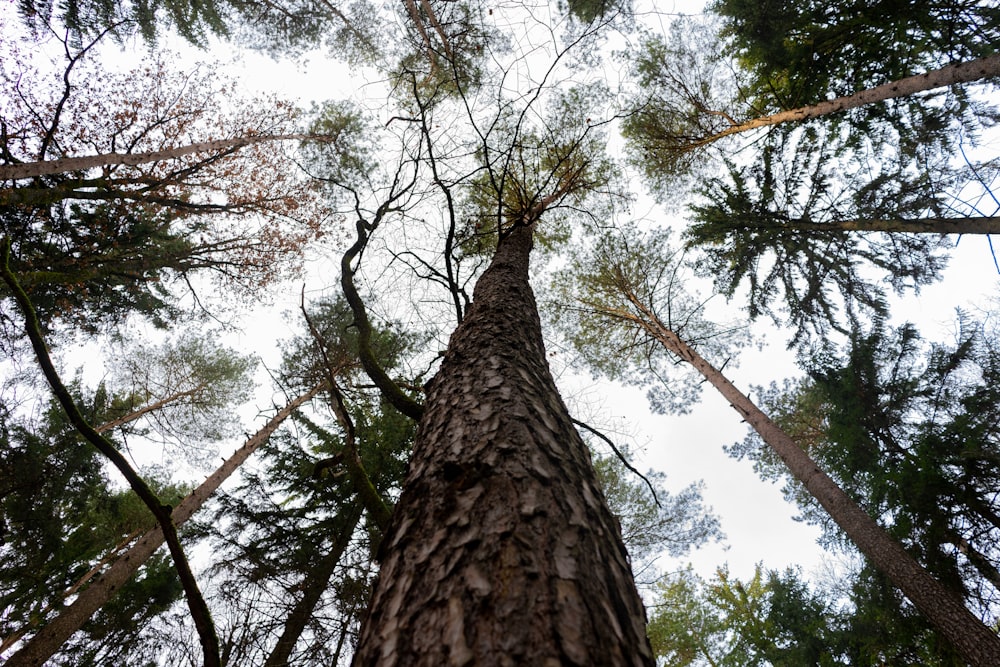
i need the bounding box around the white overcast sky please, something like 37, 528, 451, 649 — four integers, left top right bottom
80, 0, 1000, 588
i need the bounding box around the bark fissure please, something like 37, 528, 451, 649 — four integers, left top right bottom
353, 224, 654, 666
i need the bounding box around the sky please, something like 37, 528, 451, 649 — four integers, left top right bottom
196, 23, 839, 583
16, 0, 1000, 605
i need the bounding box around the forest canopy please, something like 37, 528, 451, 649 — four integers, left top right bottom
2, 0, 999, 665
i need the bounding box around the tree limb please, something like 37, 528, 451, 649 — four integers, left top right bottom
571, 417, 661, 508
0, 238, 221, 667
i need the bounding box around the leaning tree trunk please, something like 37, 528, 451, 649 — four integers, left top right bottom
623, 301, 1000, 667
0, 133, 326, 181
352, 223, 654, 666
6, 385, 322, 667
792, 215, 1000, 235
685, 52, 1000, 150
264, 504, 363, 667
699, 215, 1000, 236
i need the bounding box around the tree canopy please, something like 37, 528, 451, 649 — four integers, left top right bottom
3, 0, 1000, 664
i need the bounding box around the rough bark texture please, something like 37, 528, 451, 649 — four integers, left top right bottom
6, 385, 321, 667
634, 310, 1000, 667
352, 224, 654, 666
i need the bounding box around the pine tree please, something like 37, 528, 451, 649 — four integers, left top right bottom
555, 231, 1000, 666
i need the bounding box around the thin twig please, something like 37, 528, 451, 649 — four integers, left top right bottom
571, 417, 661, 508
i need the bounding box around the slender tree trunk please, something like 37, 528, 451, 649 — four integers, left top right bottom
712, 215, 1000, 236
621, 299, 1000, 667
686, 53, 1000, 149
94, 383, 207, 433
0, 133, 330, 181
5, 384, 322, 667
352, 224, 654, 666
263, 504, 364, 667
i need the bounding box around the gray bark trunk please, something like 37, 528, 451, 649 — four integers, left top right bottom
5, 384, 322, 667
352, 224, 654, 666
633, 308, 1000, 667
0, 133, 321, 181
690, 53, 1000, 149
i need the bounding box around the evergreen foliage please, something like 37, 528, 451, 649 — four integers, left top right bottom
16, 0, 228, 44
685, 132, 955, 342
0, 391, 189, 660
728, 314, 1000, 649
647, 563, 966, 666
713, 0, 1000, 107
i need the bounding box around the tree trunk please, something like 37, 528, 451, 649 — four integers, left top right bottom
687, 53, 1000, 149
5, 384, 322, 667
352, 224, 654, 666
626, 303, 1000, 667
0, 133, 325, 181
263, 504, 364, 667
94, 383, 207, 434
716, 215, 1000, 236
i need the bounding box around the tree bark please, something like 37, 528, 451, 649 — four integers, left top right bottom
681, 53, 1000, 150
618, 298, 1000, 667
5, 384, 322, 667
0, 133, 325, 181
708, 215, 1000, 236
352, 223, 654, 666
263, 504, 364, 667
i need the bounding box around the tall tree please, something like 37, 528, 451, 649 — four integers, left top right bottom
625, 24, 1000, 158
622, 8, 1000, 344
5, 385, 322, 666
272, 8, 664, 653
1, 250, 232, 664
713, 0, 1000, 109
729, 315, 1000, 622
0, 391, 187, 658
554, 230, 1000, 665
354, 220, 654, 665
0, 333, 252, 656
0, 132, 336, 181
